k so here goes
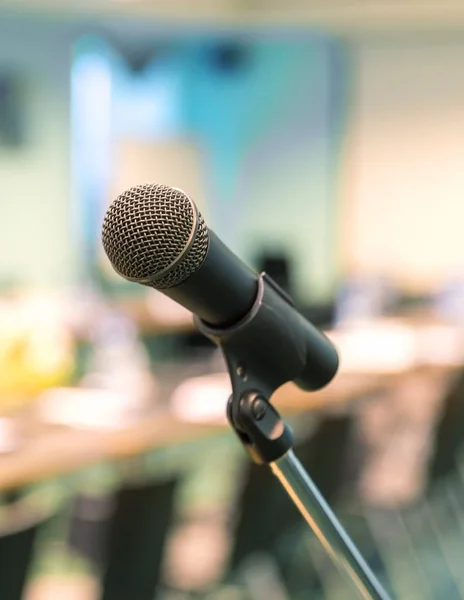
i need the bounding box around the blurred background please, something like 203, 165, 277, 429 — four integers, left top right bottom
1, 1, 464, 599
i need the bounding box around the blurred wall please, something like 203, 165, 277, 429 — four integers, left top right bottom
105, 36, 348, 304
341, 36, 464, 294
0, 17, 76, 288
235, 40, 347, 304
0, 18, 347, 302
186, 38, 345, 304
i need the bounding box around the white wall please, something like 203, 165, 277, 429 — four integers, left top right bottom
239, 41, 335, 304
342, 37, 464, 294
185, 38, 339, 304
0, 18, 76, 287
0, 21, 342, 301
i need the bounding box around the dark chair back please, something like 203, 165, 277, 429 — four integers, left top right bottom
257, 253, 293, 297
428, 370, 464, 486
0, 519, 42, 600
68, 494, 115, 570
100, 477, 179, 600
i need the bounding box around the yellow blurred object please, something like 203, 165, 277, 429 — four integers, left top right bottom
0, 292, 75, 413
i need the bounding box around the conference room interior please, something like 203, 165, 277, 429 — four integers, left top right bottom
1, 3, 464, 599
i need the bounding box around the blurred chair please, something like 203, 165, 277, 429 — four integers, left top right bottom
256, 252, 293, 298
427, 369, 464, 487
100, 477, 179, 600
411, 368, 464, 597
342, 371, 464, 600
0, 490, 55, 600
67, 494, 115, 571
68, 477, 179, 600
257, 251, 337, 330
0, 522, 41, 600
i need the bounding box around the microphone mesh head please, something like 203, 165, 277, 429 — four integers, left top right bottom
101, 183, 209, 289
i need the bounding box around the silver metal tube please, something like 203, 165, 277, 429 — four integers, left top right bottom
271, 450, 391, 600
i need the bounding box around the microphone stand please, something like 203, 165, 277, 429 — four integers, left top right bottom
226, 391, 390, 600
195, 274, 391, 600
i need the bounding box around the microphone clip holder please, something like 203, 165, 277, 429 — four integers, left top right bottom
196, 272, 311, 407
196, 272, 298, 464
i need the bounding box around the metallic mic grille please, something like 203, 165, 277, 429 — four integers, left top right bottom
150, 217, 209, 289
101, 183, 209, 289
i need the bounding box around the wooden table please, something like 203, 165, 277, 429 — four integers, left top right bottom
0, 314, 461, 492
0, 372, 389, 492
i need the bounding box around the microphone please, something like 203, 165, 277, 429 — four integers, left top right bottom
102, 183, 338, 391
102, 184, 257, 328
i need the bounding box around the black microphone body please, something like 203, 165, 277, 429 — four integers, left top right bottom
102, 184, 339, 393
164, 231, 258, 328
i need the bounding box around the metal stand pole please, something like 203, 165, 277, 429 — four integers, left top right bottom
271, 450, 390, 600
227, 392, 392, 600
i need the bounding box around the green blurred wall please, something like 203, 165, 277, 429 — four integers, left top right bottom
0, 17, 77, 289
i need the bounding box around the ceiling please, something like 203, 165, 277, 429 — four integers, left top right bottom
2, 0, 464, 32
